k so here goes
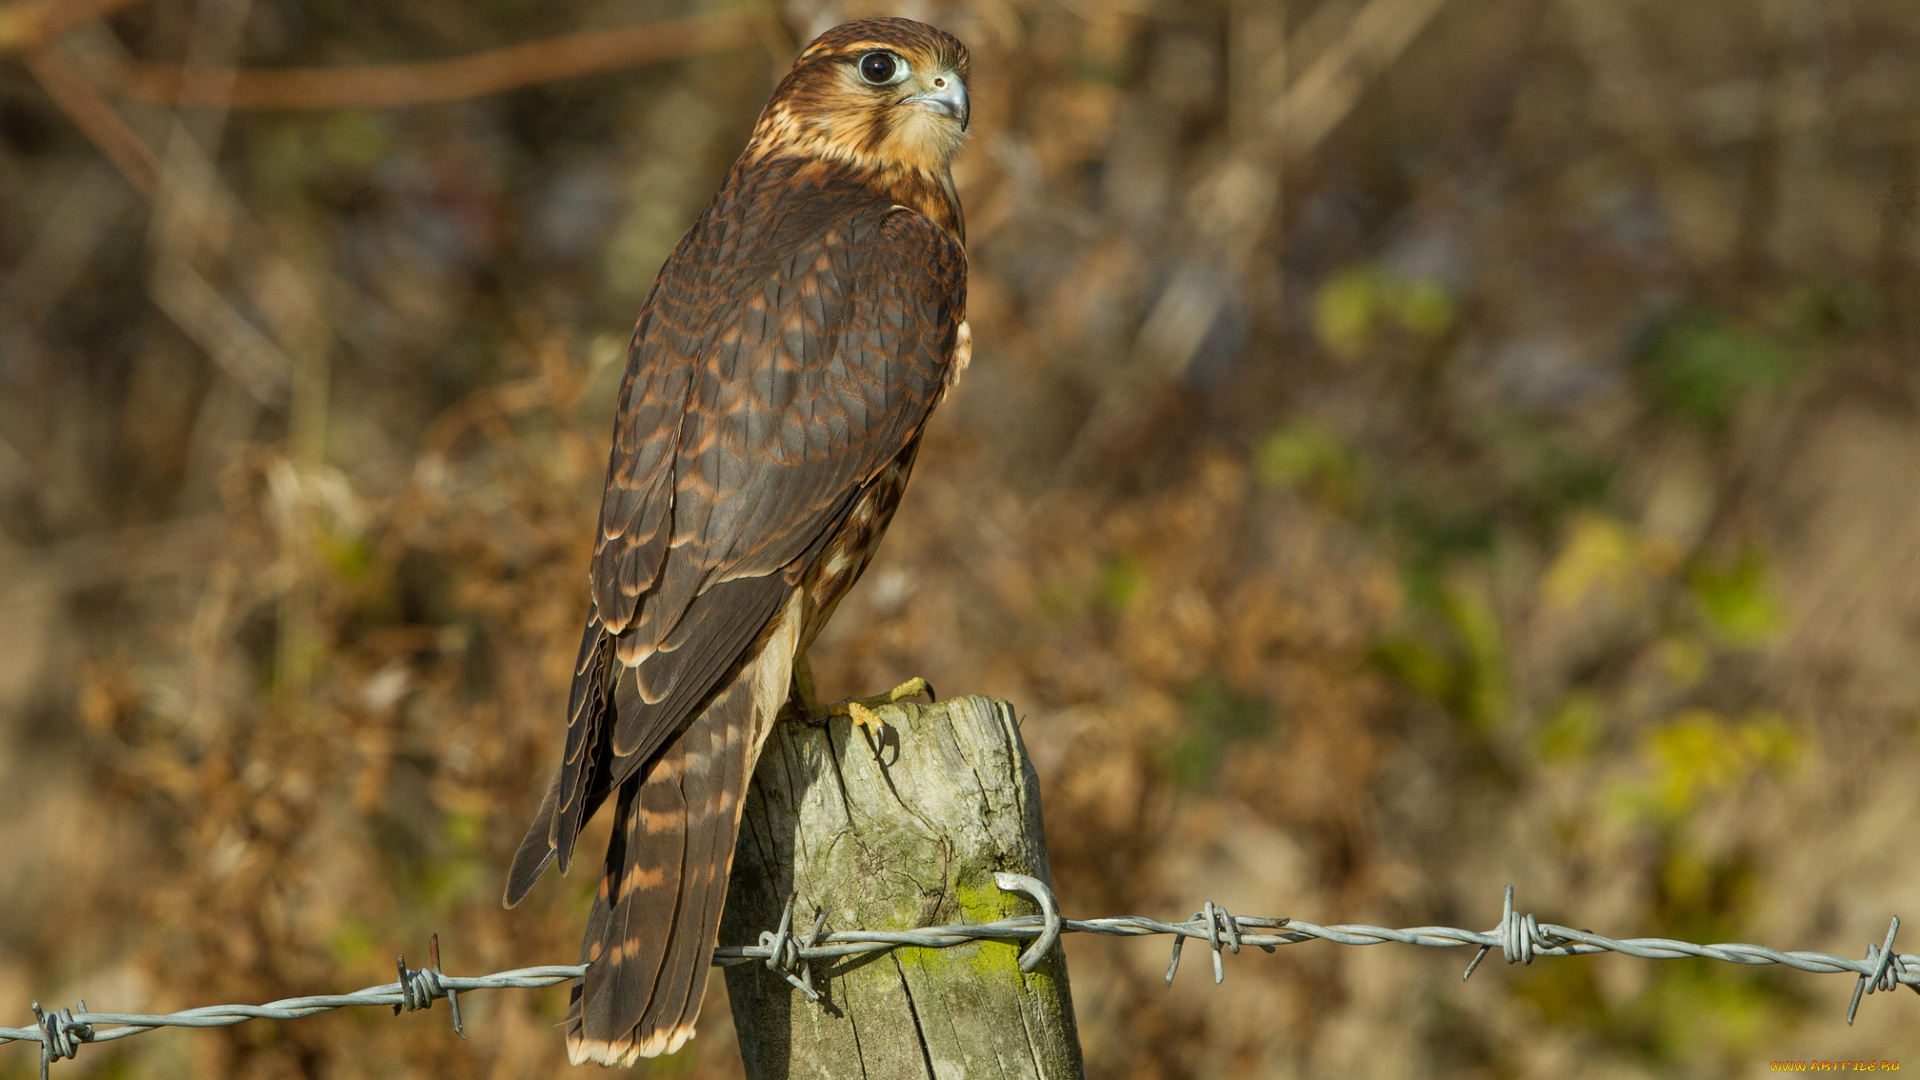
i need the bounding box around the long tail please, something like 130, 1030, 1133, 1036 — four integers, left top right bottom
565, 655, 771, 1064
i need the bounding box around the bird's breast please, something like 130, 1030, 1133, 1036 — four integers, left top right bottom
796, 452, 917, 651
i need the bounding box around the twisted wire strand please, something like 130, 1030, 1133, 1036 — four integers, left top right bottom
5, 881, 1914, 1076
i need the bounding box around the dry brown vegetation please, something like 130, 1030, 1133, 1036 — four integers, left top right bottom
4, 0, 1920, 1076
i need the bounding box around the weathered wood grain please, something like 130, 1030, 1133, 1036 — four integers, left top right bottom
721, 695, 1085, 1080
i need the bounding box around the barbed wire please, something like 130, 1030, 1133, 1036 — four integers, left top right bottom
4, 875, 1913, 1078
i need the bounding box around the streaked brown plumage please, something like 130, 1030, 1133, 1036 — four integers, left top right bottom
502, 17, 972, 1065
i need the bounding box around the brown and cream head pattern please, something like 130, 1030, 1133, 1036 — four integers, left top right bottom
751, 17, 972, 175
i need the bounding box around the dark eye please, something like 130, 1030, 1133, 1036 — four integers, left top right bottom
858, 51, 898, 85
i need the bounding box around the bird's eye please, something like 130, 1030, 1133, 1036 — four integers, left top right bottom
858, 51, 903, 86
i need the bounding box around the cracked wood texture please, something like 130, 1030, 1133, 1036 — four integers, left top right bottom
721, 695, 1085, 1080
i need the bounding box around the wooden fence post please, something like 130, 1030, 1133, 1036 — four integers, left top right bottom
721, 695, 1085, 1080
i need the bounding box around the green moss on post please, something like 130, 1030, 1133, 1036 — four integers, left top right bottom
721, 696, 1085, 1080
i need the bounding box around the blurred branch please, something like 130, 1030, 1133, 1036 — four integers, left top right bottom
1279, 0, 1452, 157
111, 9, 766, 110
1066, 0, 1457, 478
1062, 0, 1456, 479
149, 266, 295, 403
22, 45, 296, 403
1559, 0, 1685, 165
1286, 0, 1364, 79
0, 515, 230, 598
0, 0, 143, 55
21, 47, 158, 193
1, 163, 130, 320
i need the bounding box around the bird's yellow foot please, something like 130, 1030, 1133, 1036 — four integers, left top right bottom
844, 701, 887, 757
826, 678, 936, 758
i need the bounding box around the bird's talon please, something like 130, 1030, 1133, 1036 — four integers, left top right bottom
846, 701, 888, 759
818, 676, 931, 755
884, 677, 934, 705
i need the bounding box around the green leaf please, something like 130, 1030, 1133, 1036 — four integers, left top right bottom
1165, 678, 1270, 792
1538, 693, 1603, 762
1639, 314, 1799, 427
1312, 266, 1382, 358
1688, 548, 1782, 646
1252, 423, 1366, 509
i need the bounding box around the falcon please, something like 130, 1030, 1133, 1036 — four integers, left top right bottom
502, 17, 972, 1064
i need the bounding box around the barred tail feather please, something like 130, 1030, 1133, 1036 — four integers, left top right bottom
565, 642, 783, 1063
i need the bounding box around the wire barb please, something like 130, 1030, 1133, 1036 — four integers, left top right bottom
31, 1001, 91, 1080
391, 935, 465, 1039
1465, 884, 1529, 981
757, 893, 827, 1002
432, 934, 463, 1038
1848, 917, 1904, 1026
1164, 901, 1271, 986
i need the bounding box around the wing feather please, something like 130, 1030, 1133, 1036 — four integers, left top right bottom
595, 194, 962, 749
510, 166, 966, 905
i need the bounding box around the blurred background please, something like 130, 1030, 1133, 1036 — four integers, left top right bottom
3, 0, 1919, 1075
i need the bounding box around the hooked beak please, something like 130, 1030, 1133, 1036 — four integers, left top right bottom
906, 73, 969, 130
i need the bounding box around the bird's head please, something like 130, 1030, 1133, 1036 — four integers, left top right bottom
752, 17, 971, 176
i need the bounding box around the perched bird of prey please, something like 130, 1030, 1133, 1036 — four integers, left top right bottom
502, 17, 972, 1065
